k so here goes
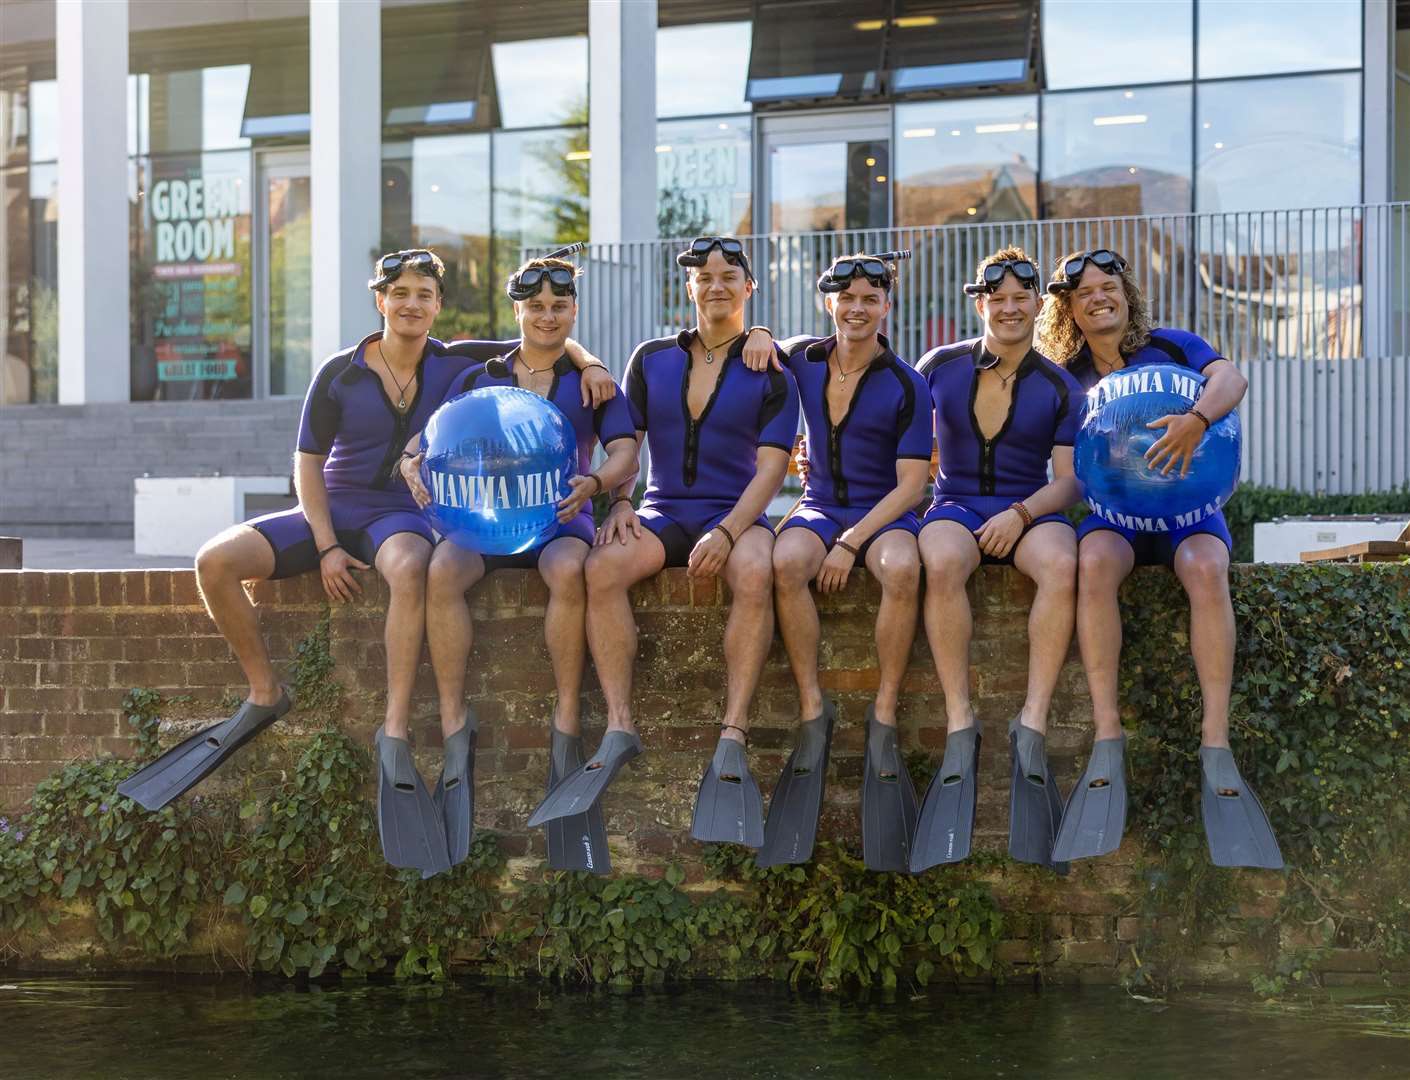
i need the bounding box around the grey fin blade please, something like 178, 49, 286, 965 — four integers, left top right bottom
376, 727, 452, 878
1007, 717, 1068, 873
544, 728, 611, 875
432, 710, 477, 868
116, 690, 291, 811
861, 708, 919, 872
527, 730, 642, 827
690, 733, 765, 848
1052, 733, 1128, 862
1200, 746, 1284, 870
756, 701, 836, 868
910, 721, 981, 872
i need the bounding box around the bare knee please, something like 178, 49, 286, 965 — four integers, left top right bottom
1078, 544, 1128, 593
773, 550, 816, 592
1177, 550, 1228, 599
585, 549, 632, 594
541, 554, 587, 599
921, 544, 973, 584
875, 548, 921, 594
196, 537, 247, 586
1036, 548, 1077, 591
730, 551, 773, 597
381, 546, 429, 596
427, 551, 481, 600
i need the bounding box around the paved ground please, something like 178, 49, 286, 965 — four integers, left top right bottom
13, 537, 193, 571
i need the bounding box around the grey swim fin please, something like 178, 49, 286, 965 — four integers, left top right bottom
690, 728, 765, 848
862, 708, 919, 872
1052, 733, 1128, 862
527, 729, 642, 827
117, 690, 291, 811
756, 701, 836, 868
544, 728, 611, 874
1200, 746, 1284, 870
910, 719, 981, 872
376, 727, 452, 878
432, 711, 477, 868
1007, 716, 1068, 873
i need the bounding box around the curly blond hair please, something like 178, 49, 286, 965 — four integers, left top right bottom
1036, 250, 1152, 365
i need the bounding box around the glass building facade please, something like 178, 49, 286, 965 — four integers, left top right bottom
0, 0, 1404, 407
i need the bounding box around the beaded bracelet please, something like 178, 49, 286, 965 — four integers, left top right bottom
1010, 501, 1033, 527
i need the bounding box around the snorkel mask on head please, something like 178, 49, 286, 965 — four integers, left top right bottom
506, 242, 586, 301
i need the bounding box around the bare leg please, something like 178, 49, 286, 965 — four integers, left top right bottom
375, 532, 433, 739
919, 520, 982, 732
1011, 522, 1078, 734
1076, 530, 1136, 741
538, 538, 591, 736
426, 541, 487, 738
864, 530, 921, 727
719, 525, 776, 743
772, 527, 828, 722
194, 525, 281, 706
1173, 534, 1235, 749
584, 530, 666, 734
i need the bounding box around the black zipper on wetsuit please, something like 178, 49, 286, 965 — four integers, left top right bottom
680, 340, 732, 488
968, 345, 1030, 498
373, 346, 428, 489
823, 354, 880, 508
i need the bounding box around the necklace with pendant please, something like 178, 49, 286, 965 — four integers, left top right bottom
376, 342, 415, 412
834, 345, 883, 384
701, 331, 741, 365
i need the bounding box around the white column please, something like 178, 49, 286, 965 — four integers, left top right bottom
589, 0, 657, 244
310, 0, 381, 361
1361, 0, 1394, 362
56, 0, 130, 404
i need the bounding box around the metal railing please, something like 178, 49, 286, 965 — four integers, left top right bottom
534, 203, 1410, 494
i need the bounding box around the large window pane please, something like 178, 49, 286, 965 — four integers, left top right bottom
131, 151, 253, 401
133, 66, 253, 155
382, 134, 493, 341
657, 22, 752, 118
1198, 0, 1360, 80
657, 115, 751, 237
1197, 73, 1360, 213
28, 79, 57, 163
894, 97, 1038, 225
1042, 85, 1191, 218
1041, 1, 1192, 89
491, 36, 588, 129
2, 163, 58, 404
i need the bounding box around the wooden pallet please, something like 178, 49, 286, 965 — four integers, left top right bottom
1300, 539, 1410, 564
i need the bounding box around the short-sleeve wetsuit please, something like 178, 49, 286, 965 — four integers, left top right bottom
1067, 327, 1234, 563
917, 337, 1083, 564
623, 329, 800, 566
248, 332, 512, 578
452, 347, 637, 570
776, 334, 933, 556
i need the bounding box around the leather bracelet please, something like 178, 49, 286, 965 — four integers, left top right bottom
587, 473, 603, 495
746, 325, 774, 340
1188, 406, 1212, 430
835, 538, 859, 557
1010, 501, 1033, 527
713, 523, 736, 550
610, 495, 633, 509
317, 543, 345, 561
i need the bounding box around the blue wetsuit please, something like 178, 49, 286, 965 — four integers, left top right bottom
624, 330, 800, 566
454, 348, 636, 569
248, 332, 511, 578
1067, 327, 1234, 563
776, 334, 932, 556
917, 337, 1082, 564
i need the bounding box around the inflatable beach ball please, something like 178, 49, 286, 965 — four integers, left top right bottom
1074, 362, 1240, 534
419, 386, 576, 554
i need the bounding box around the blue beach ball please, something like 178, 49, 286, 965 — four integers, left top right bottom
419, 386, 576, 554
1074, 362, 1240, 534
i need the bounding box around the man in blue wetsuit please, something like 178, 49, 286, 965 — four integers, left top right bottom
1037, 249, 1281, 870
763, 253, 932, 871
526, 237, 795, 844
909, 246, 1083, 874
400, 255, 640, 874
118, 248, 613, 879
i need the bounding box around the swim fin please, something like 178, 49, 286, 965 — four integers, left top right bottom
910, 719, 982, 872
433, 710, 477, 868
1200, 746, 1284, 870
1052, 733, 1127, 862
690, 728, 765, 848
1007, 716, 1068, 872
756, 701, 836, 868
527, 729, 643, 827
544, 728, 611, 874
117, 690, 291, 811
376, 726, 452, 878
862, 708, 919, 872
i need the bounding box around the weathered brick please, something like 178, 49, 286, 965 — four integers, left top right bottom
97, 574, 125, 607
0, 571, 22, 607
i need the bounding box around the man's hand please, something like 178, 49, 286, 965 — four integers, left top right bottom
596, 500, 641, 546
687, 526, 732, 580
580, 364, 616, 408
741, 327, 781, 373
1145, 412, 1205, 477
793, 436, 810, 485
557, 474, 599, 522
319, 546, 370, 604
400, 452, 430, 508
816, 542, 856, 593
976, 508, 1024, 559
